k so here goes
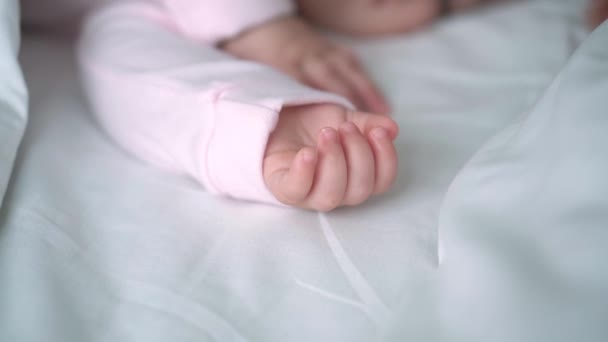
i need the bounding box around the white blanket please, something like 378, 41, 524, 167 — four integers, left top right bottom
1, 1, 606, 341
0, 0, 27, 206
437, 19, 608, 342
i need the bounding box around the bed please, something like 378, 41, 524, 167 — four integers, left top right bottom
1, 0, 607, 341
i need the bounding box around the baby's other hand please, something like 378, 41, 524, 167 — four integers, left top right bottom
221, 16, 389, 113
264, 104, 399, 211
588, 0, 608, 30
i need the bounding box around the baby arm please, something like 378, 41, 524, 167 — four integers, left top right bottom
78, 0, 398, 210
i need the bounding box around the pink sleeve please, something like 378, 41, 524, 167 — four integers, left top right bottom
77, 1, 351, 204
164, 0, 295, 44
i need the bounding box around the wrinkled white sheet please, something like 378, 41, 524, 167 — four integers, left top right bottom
0, 0, 27, 206
2, 1, 606, 341
437, 20, 608, 341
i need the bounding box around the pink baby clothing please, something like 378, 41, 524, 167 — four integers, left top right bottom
72, 0, 352, 204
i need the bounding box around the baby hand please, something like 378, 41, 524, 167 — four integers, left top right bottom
263, 104, 399, 211
221, 16, 389, 113
588, 0, 608, 29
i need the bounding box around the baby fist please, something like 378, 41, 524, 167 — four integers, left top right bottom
263, 104, 399, 211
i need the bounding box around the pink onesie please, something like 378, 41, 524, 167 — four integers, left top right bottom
24, 0, 351, 204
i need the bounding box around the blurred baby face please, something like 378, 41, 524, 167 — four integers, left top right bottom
297, 0, 438, 36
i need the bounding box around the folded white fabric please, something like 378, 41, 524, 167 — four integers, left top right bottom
0, 0, 27, 207
438, 22, 608, 342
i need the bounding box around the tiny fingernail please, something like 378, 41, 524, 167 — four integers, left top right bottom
372, 127, 387, 140
322, 128, 337, 141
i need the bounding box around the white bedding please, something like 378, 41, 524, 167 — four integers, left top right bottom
2, 1, 607, 341
0, 0, 27, 206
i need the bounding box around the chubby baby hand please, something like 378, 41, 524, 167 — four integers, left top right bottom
221, 16, 389, 113
263, 104, 399, 211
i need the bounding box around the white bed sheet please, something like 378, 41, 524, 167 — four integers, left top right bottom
2, 1, 606, 341
0, 0, 27, 206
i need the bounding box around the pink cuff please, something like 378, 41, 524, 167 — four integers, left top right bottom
203, 100, 279, 203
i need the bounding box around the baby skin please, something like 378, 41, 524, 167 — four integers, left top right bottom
222, 0, 608, 211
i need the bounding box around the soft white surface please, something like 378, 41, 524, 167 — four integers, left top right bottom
1, 1, 606, 341
0, 0, 27, 206
436, 20, 608, 342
